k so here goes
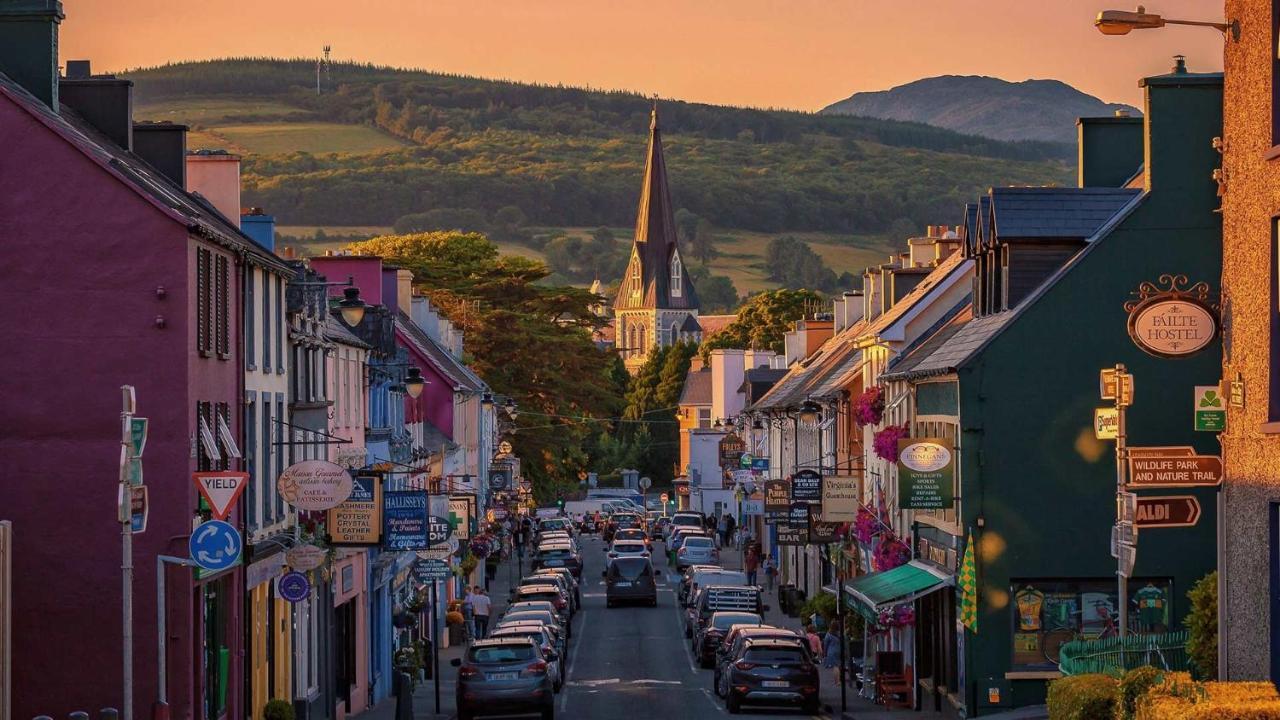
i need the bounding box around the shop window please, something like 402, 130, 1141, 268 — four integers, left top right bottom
1008, 578, 1172, 668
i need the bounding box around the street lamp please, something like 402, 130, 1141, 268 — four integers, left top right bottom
503, 399, 518, 419
1095, 5, 1239, 40
405, 367, 427, 399
799, 398, 822, 426
337, 287, 367, 327
713, 419, 723, 430
481, 391, 494, 408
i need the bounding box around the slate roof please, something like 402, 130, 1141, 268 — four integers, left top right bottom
880, 312, 1012, 381
395, 311, 486, 393
680, 315, 702, 332
989, 187, 1142, 240
325, 317, 372, 350
678, 368, 712, 406
739, 367, 788, 404
963, 203, 979, 255
861, 249, 967, 341
698, 315, 737, 338
0, 72, 293, 275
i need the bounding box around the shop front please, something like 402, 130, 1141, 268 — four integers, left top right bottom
333, 551, 370, 720
247, 552, 292, 720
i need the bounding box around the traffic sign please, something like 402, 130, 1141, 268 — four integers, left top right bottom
427, 516, 453, 545
1110, 522, 1136, 558
129, 485, 148, 534
639, 476, 652, 490
128, 417, 148, 458
1127, 450, 1222, 488
1117, 491, 1137, 525
1194, 386, 1226, 431
1100, 368, 1133, 406
194, 471, 250, 520
120, 448, 143, 486
1135, 496, 1201, 528
413, 559, 452, 582
660, 493, 669, 503
1094, 408, 1119, 440
278, 571, 311, 603
189, 520, 243, 572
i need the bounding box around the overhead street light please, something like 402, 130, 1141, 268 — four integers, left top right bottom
404, 367, 427, 399
1095, 5, 1239, 40
337, 287, 366, 327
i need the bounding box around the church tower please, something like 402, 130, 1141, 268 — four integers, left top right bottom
614, 103, 700, 373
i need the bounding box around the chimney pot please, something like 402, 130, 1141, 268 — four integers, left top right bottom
1172, 55, 1187, 74
65, 59, 90, 78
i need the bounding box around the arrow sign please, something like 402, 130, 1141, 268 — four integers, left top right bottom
189, 519, 243, 572
1135, 496, 1202, 528
194, 472, 250, 520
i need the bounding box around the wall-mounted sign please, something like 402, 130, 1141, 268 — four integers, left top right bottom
1127, 446, 1222, 487
897, 438, 955, 510
278, 571, 311, 603
763, 480, 790, 522
1124, 275, 1218, 358
791, 469, 823, 504
1193, 386, 1226, 432
413, 558, 452, 582
449, 496, 474, 540
278, 460, 353, 512
428, 516, 453, 545
820, 475, 859, 522
328, 475, 382, 545
286, 544, 327, 571
1094, 408, 1119, 440
383, 491, 430, 550
719, 433, 746, 468
488, 465, 513, 490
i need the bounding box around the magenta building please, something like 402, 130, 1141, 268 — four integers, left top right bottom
0, 3, 291, 718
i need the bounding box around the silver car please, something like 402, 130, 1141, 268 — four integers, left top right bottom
677, 535, 720, 569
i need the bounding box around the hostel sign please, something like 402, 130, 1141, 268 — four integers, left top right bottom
897, 438, 955, 510
1124, 275, 1218, 358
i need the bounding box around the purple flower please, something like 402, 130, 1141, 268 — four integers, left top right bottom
853, 386, 886, 426
873, 425, 910, 462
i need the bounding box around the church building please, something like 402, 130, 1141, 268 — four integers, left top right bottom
614, 104, 701, 373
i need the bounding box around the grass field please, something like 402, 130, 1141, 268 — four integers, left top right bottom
136, 98, 306, 125
277, 225, 896, 295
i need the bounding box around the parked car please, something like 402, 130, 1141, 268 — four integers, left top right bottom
499, 609, 568, 641
666, 512, 704, 540
714, 628, 809, 697
489, 625, 565, 691
612, 528, 652, 551
511, 574, 578, 611
677, 564, 723, 605
683, 569, 745, 606
494, 620, 567, 666
721, 638, 820, 714
602, 556, 661, 608
451, 637, 555, 720
606, 540, 649, 560
532, 543, 583, 578
532, 567, 581, 607
689, 585, 769, 639
676, 535, 719, 570
512, 585, 572, 623
693, 611, 763, 668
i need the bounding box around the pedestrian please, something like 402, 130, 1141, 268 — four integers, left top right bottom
461, 587, 477, 641
724, 514, 736, 548
743, 545, 760, 586
822, 619, 842, 679
471, 585, 492, 638
764, 556, 777, 591
716, 514, 729, 548
805, 624, 823, 661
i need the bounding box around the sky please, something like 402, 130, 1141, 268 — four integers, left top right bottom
62, 0, 1226, 110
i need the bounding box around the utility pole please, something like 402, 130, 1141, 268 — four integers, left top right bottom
1103, 365, 1134, 638
118, 386, 136, 720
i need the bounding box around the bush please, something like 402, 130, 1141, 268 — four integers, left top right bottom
1133, 671, 1280, 720
264, 699, 295, 720
1047, 673, 1119, 720
1119, 666, 1163, 720
1184, 571, 1218, 680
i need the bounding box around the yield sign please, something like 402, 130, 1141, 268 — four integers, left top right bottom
194, 471, 250, 520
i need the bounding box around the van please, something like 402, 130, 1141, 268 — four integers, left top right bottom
602, 556, 661, 608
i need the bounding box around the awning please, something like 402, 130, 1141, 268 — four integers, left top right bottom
842, 560, 952, 618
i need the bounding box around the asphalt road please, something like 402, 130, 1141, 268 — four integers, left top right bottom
544, 533, 828, 720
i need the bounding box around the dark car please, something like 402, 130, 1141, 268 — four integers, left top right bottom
694, 611, 763, 668
722, 638, 820, 714
493, 620, 568, 667
511, 575, 578, 612
532, 567, 581, 607
489, 625, 565, 691
714, 628, 809, 697
513, 584, 572, 623
689, 585, 769, 640
677, 564, 723, 606
602, 556, 661, 608
532, 544, 582, 578
451, 637, 555, 720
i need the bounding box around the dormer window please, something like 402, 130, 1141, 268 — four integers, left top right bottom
671, 254, 682, 297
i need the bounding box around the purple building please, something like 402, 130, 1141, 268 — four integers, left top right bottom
0, 3, 291, 718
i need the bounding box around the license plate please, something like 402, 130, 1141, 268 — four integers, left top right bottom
615, 581, 631, 587
763, 681, 789, 688
489, 672, 518, 680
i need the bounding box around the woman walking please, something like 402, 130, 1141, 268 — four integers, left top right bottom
822, 619, 843, 682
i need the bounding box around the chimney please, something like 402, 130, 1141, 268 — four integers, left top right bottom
1076, 115, 1143, 188
396, 268, 413, 315
0, 0, 63, 109
240, 208, 276, 252
1138, 56, 1222, 208
744, 349, 775, 368
710, 349, 746, 421
842, 290, 864, 328
59, 63, 135, 151
832, 296, 846, 332
185, 150, 241, 226
133, 121, 188, 186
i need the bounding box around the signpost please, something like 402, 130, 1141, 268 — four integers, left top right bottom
193, 471, 250, 520
1126, 448, 1222, 488
117, 386, 139, 720
1135, 496, 1202, 528
1101, 365, 1133, 636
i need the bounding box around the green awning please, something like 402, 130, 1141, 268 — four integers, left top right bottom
842, 561, 951, 618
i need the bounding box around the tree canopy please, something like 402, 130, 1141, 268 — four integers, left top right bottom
700, 288, 827, 358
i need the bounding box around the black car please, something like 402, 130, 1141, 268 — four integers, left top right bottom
722, 638, 820, 715
452, 637, 555, 720
690, 585, 769, 640
532, 544, 582, 578
714, 629, 808, 698
693, 611, 762, 668
513, 584, 572, 623
602, 556, 661, 608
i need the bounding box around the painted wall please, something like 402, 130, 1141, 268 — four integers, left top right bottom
308, 255, 387, 308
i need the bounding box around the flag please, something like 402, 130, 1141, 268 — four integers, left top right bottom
959, 530, 978, 634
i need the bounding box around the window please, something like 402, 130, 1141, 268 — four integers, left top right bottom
275, 394, 285, 519
262, 273, 272, 371
698, 407, 712, 429
276, 277, 285, 373
215, 254, 230, 358
244, 393, 257, 529
631, 254, 640, 281
671, 253, 682, 297
246, 270, 256, 369
1009, 578, 1172, 668
197, 248, 212, 355
261, 400, 272, 525
670, 322, 679, 347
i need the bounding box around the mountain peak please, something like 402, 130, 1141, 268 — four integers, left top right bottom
821, 75, 1139, 144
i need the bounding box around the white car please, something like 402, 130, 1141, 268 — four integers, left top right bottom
607, 540, 650, 559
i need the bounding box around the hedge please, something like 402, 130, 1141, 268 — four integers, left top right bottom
1134, 671, 1280, 720
1047, 673, 1119, 720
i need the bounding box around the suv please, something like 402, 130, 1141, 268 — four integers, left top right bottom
532, 543, 583, 578
714, 627, 809, 697
689, 585, 769, 640
602, 556, 661, 607
722, 638, 820, 714
683, 568, 747, 607
452, 637, 555, 720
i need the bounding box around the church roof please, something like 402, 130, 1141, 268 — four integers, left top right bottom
614, 104, 698, 311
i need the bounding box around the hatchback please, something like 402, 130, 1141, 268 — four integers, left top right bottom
602, 556, 661, 607
511, 575, 576, 611
694, 611, 763, 668
722, 638, 819, 714
676, 535, 719, 570
532, 567, 581, 606
488, 625, 565, 691
606, 540, 649, 559
494, 620, 567, 665
452, 637, 555, 720
532, 544, 582, 578
513, 585, 572, 623
500, 610, 567, 641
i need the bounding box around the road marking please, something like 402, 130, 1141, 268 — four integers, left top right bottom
701, 687, 728, 715
571, 678, 622, 687
631, 679, 683, 685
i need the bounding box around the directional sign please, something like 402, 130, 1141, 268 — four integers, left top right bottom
1127, 450, 1222, 488
278, 571, 311, 603
413, 559, 452, 582
128, 417, 148, 458
1117, 543, 1136, 578
660, 493, 669, 503
1100, 368, 1134, 406
639, 476, 652, 490
189, 520, 243, 572
1135, 496, 1202, 528
427, 515, 453, 545
1117, 491, 1137, 525
194, 471, 250, 520
417, 544, 454, 561
130, 485, 148, 534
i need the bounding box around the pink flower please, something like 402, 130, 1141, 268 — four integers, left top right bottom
873, 536, 911, 571
853, 386, 886, 426
854, 508, 879, 545
873, 424, 910, 462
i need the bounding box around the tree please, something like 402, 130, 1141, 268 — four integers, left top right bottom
764, 235, 841, 292
619, 342, 698, 484
690, 218, 719, 264
700, 288, 825, 357
346, 231, 622, 499
1185, 571, 1218, 680
675, 208, 700, 246
697, 274, 739, 313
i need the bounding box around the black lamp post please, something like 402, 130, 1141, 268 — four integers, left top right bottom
405, 367, 427, 399
337, 286, 367, 327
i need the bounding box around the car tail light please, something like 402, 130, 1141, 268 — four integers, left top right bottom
677, 547, 686, 556
523, 660, 549, 676
542, 645, 554, 656
554, 597, 566, 609
734, 661, 757, 671
801, 685, 818, 694
458, 665, 481, 679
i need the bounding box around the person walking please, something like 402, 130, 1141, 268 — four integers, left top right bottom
764, 556, 777, 592
471, 585, 492, 639
716, 514, 729, 549
724, 514, 736, 549
822, 619, 842, 681
461, 587, 477, 641
743, 545, 760, 585
805, 624, 824, 662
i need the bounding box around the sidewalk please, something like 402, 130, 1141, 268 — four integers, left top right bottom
350, 547, 524, 720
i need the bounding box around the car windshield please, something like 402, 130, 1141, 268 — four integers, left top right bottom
685, 537, 714, 548
522, 591, 560, 602
713, 613, 761, 629
609, 558, 653, 580
745, 647, 806, 664
697, 571, 746, 586
673, 516, 701, 526
469, 644, 536, 663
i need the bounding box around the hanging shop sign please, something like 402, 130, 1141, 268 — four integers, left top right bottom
449, 496, 475, 540
328, 475, 383, 545
278, 460, 352, 512
1193, 386, 1226, 432
790, 469, 823, 504
383, 491, 430, 550
776, 518, 807, 546
1124, 275, 1218, 358
417, 542, 455, 561
808, 503, 840, 543
763, 480, 791, 522
488, 464, 513, 490
286, 544, 327, 572
820, 475, 859, 522
278, 571, 311, 603
719, 433, 746, 468
428, 515, 453, 545
897, 438, 955, 510
413, 558, 452, 582
1094, 408, 1119, 440
751, 457, 770, 472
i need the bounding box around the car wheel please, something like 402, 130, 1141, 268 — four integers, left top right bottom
542, 704, 555, 720
725, 692, 742, 714
700, 653, 713, 669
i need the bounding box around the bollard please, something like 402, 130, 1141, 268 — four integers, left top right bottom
393, 671, 414, 720
100, 709, 120, 720
69, 713, 89, 720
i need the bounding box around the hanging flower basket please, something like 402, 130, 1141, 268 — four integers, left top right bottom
853, 386, 886, 426
873, 424, 910, 462
873, 536, 911, 572
854, 508, 879, 545
875, 603, 916, 629
469, 535, 493, 558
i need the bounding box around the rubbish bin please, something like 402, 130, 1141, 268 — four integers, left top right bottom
787, 587, 807, 618
778, 584, 795, 614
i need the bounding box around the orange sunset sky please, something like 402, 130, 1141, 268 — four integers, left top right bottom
63, 0, 1225, 110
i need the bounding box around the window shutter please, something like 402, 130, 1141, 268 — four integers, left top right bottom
197, 249, 211, 354
216, 254, 230, 357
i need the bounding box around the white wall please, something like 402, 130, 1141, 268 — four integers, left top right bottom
710, 349, 745, 421
245, 263, 292, 542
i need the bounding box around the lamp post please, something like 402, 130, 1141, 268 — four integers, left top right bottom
1094, 5, 1239, 40
404, 367, 427, 399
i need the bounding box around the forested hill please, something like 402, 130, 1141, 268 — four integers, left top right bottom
124, 58, 1073, 234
